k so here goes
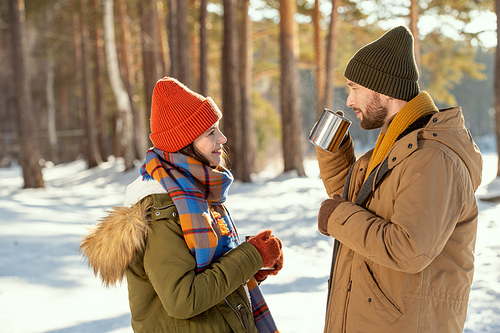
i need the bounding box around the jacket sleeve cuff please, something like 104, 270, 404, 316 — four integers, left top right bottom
330, 201, 364, 226
225, 241, 263, 283
316, 133, 356, 197
327, 201, 365, 239
315, 133, 355, 163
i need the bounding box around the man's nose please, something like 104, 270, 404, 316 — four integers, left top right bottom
346, 93, 354, 107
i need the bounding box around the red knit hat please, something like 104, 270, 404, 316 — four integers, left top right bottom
149, 77, 222, 152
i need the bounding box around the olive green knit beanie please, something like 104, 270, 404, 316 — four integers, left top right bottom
344, 25, 420, 101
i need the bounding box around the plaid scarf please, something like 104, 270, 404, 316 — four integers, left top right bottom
140, 147, 279, 333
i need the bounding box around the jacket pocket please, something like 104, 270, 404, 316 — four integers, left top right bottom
348, 261, 403, 328
221, 287, 256, 333
237, 303, 250, 331
223, 298, 248, 332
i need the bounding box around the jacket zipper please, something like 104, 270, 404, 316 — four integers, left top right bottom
342, 280, 352, 333
224, 298, 248, 332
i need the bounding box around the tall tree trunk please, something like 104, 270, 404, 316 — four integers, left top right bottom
177, 0, 191, 86
72, 13, 83, 150
103, 0, 135, 170
279, 0, 305, 176
409, 0, 421, 72
239, 0, 256, 182
8, 0, 44, 188
323, 0, 339, 111
495, 0, 500, 177
191, 2, 200, 93
0, 73, 14, 167
45, 10, 58, 164
314, 0, 325, 116
119, 0, 148, 159
92, 0, 108, 162
1, 22, 15, 168
222, 0, 241, 178
168, 0, 179, 79
79, 0, 102, 169
46, 46, 58, 163
199, 0, 208, 96
157, 1, 169, 76
140, 0, 160, 116
60, 64, 69, 130
0, 28, 16, 168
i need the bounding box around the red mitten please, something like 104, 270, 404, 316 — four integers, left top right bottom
247, 230, 284, 281
254, 249, 283, 282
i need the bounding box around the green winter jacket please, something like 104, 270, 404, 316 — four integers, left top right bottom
80, 180, 263, 333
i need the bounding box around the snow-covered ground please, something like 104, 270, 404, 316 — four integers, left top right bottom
0, 152, 498, 333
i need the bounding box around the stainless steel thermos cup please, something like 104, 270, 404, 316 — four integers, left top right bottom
309, 108, 351, 153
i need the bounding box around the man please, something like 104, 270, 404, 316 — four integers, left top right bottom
316, 25, 483, 332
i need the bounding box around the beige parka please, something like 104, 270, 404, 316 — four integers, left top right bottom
317, 100, 483, 332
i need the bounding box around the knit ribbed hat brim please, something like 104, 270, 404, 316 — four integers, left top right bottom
344, 26, 420, 101
149, 77, 222, 152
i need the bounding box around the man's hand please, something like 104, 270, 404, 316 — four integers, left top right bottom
318, 194, 347, 236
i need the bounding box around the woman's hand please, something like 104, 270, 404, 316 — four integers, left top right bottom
247, 230, 283, 282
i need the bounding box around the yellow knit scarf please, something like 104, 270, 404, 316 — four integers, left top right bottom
365, 91, 438, 180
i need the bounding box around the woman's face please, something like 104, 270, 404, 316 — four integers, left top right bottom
193, 121, 227, 166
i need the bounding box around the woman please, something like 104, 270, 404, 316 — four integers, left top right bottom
80, 77, 283, 332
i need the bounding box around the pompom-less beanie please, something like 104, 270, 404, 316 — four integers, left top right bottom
344, 25, 420, 101
149, 77, 222, 152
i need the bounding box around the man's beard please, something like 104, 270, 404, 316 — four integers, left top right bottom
356, 92, 387, 130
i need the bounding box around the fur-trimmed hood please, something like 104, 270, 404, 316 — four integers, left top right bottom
80, 177, 166, 286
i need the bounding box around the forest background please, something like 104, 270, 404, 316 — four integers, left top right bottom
0, 0, 499, 187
